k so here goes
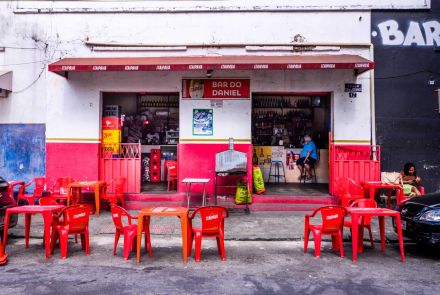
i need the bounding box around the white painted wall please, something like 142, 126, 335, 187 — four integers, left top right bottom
0, 1, 374, 143
180, 98, 251, 140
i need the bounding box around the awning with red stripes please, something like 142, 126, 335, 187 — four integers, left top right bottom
48, 54, 374, 77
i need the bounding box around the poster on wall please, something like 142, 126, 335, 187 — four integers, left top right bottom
192, 109, 213, 136
285, 149, 301, 170
182, 78, 250, 99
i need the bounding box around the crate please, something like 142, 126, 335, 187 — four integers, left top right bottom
103, 105, 122, 118
150, 171, 161, 183
150, 149, 161, 161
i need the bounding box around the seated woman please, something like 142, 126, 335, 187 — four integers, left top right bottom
401, 162, 422, 197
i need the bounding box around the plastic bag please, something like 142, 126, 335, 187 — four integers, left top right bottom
235, 180, 252, 205
252, 166, 266, 194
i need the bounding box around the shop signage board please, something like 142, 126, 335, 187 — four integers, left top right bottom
192, 109, 214, 136
182, 78, 251, 99
102, 117, 121, 130
344, 83, 362, 93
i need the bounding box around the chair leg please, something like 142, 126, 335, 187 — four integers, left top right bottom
75, 234, 78, 243
338, 231, 344, 258
217, 234, 226, 261
167, 178, 171, 192
312, 231, 322, 258
114, 232, 120, 255
367, 225, 374, 249
80, 233, 86, 250
304, 228, 310, 253
194, 233, 202, 262
85, 228, 90, 256
59, 229, 69, 259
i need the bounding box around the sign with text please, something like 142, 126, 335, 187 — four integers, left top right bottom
182, 78, 250, 99
345, 83, 362, 93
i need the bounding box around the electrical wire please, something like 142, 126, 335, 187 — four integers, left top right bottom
375, 70, 440, 80
0, 46, 38, 50
12, 64, 46, 94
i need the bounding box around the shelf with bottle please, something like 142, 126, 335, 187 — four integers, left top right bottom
252, 96, 312, 109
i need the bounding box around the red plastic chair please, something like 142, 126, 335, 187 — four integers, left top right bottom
343, 199, 377, 249
51, 204, 92, 259
166, 161, 178, 191
304, 205, 347, 258
110, 205, 152, 260
336, 178, 365, 207
49, 177, 76, 204
17, 177, 46, 205
102, 178, 126, 207
188, 206, 229, 262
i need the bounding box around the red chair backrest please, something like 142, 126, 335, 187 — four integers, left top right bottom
338, 178, 363, 196
350, 199, 377, 208
39, 198, 59, 206
53, 177, 76, 195
166, 161, 178, 177
61, 205, 91, 232
113, 178, 126, 195
349, 199, 377, 223
110, 205, 131, 231
33, 177, 46, 197
319, 206, 346, 232
192, 206, 229, 235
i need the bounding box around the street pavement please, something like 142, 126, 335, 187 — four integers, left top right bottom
1, 211, 439, 295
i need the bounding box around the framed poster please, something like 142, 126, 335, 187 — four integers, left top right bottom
192, 109, 213, 136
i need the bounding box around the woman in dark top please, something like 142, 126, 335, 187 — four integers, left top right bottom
401, 162, 422, 197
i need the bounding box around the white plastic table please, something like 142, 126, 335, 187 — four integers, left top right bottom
181, 178, 211, 208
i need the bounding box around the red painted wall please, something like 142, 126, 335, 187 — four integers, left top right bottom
46, 142, 99, 182
177, 143, 253, 195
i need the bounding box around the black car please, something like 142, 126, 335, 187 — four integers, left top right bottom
0, 177, 18, 232
396, 193, 440, 245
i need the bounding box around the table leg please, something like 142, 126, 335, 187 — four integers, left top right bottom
136, 215, 144, 264
202, 183, 207, 207
185, 183, 191, 208
67, 187, 71, 206
394, 215, 405, 262
214, 175, 218, 206
25, 213, 32, 249
351, 214, 359, 262
180, 213, 188, 265
2, 212, 11, 249
379, 216, 386, 252
94, 185, 100, 216
42, 212, 52, 259
358, 219, 365, 253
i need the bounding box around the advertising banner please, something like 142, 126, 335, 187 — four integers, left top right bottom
182, 78, 250, 99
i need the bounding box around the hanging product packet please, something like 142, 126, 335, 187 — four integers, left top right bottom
252, 166, 266, 194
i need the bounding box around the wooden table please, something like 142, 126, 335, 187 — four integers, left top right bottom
2, 205, 65, 259
136, 206, 189, 264
182, 178, 210, 207
346, 207, 405, 263
67, 181, 106, 216
363, 181, 404, 208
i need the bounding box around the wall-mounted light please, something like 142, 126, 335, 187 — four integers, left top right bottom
206, 69, 213, 78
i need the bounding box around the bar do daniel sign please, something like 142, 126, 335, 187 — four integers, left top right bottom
182, 78, 250, 99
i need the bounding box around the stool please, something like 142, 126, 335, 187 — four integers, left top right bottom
267, 160, 286, 183
300, 150, 320, 184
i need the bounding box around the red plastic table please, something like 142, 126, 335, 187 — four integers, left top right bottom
346, 207, 405, 262
67, 181, 107, 216
2, 205, 65, 259
363, 181, 404, 208
136, 206, 189, 265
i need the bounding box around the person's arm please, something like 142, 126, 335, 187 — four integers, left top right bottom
305, 151, 311, 161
